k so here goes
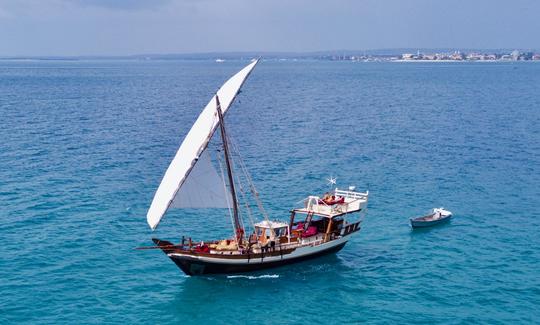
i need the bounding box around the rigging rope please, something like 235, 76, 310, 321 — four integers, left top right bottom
228, 134, 271, 223
228, 135, 276, 240
230, 149, 257, 233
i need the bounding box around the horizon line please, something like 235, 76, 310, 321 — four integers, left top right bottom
1, 47, 539, 59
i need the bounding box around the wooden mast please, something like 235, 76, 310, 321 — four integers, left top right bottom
216, 95, 244, 244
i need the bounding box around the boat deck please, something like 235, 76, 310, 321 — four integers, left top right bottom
293, 189, 369, 218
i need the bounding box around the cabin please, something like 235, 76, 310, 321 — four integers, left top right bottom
249, 188, 369, 247
289, 188, 368, 243
253, 220, 289, 245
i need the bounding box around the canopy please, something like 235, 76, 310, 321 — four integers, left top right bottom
146, 59, 259, 230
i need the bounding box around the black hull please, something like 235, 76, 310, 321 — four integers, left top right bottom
168, 242, 347, 276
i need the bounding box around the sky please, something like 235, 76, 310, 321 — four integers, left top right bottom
0, 0, 539, 56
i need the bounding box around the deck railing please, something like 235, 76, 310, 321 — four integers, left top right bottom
334, 188, 369, 200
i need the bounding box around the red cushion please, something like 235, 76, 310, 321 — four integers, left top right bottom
302, 226, 317, 237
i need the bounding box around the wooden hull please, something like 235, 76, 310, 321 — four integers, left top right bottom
172, 242, 346, 275
410, 215, 452, 228
154, 237, 349, 276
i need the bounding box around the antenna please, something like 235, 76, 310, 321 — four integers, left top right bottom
326, 176, 337, 189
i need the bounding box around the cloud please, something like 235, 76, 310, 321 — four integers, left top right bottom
0, 7, 11, 18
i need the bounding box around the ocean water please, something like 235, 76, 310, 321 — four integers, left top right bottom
1, 60, 539, 324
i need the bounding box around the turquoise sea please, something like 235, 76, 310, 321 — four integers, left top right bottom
1, 60, 539, 324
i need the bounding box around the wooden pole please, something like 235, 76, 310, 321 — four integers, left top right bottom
135, 244, 186, 250
216, 95, 244, 244
324, 218, 333, 242
289, 211, 296, 231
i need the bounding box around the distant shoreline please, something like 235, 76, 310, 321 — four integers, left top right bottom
1, 58, 538, 63
391, 59, 537, 63
1, 48, 539, 62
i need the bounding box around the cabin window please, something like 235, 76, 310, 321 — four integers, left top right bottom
255, 226, 287, 238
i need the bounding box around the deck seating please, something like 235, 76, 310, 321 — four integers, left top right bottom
301, 226, 317, 238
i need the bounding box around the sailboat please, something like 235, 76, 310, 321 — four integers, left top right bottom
142, 59, 369, 276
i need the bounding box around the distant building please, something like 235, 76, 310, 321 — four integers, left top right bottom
402, 53, 415, 60
467, 53, 483, 61
435, 53, 449, 60
316, 50, 540, 62
450, 51, 464, 60
521, 52, 534, 60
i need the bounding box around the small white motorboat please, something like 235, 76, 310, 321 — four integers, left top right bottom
410, 208, 452, 228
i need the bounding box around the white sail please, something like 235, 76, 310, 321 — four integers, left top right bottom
169, 150, 230, 208
147, 59, 259, 230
